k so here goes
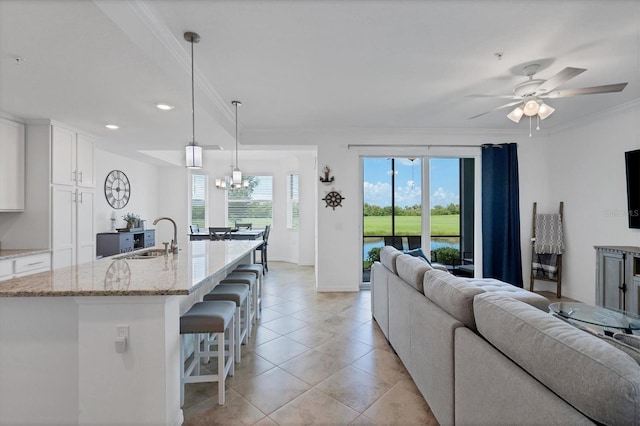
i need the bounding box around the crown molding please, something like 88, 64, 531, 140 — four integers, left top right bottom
546, 98, 640, 134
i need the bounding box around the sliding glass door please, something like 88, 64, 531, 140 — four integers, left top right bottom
362, 155, 475, 284
362, 157, 422, 283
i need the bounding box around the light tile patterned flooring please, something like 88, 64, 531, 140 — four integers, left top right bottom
183, 262, 439, 425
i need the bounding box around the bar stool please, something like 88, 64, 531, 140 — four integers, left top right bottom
180, 300, 235, 406
233, 264, 264, 319
220, 272, 258, 328
204, 283, 250, 363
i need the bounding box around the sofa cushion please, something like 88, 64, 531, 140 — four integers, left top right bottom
474, 293, 640, 426
396, 254, 432, 293
423, 269, 484, 330
463, 277, 549, 311
404, 248, 432, 265
380, 246, 402, 274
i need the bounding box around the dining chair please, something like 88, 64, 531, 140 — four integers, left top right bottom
209, 227, 232, 240
235, 222, 252, 230
255, 225, 270, 272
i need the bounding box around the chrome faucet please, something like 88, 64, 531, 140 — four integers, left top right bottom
153, 217, 178, 254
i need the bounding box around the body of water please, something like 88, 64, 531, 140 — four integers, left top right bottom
363, 237, 460, 259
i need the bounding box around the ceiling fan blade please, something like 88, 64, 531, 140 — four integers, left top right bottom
536, 67, 587, 93
543, 83, 628, 98
466, 94, 519, 99
468, 100, 523, 119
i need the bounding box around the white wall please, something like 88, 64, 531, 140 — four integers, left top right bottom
204, 151, 316, 265
94, 149, 160, 235
538, 101, 640, 304
156, 165, 190, 246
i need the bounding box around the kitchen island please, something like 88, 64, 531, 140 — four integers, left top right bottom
0, 239, 262, 425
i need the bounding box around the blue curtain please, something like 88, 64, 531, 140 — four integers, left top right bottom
482, 143, 523, 287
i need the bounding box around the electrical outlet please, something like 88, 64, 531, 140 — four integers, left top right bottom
116, 325, 129, 339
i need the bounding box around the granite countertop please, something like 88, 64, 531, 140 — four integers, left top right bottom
0, 249, 51, 260
0, 240, 261, 297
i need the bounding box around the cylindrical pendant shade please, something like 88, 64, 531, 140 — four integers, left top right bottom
185, 144, 203, 169
232, 169, 242, 184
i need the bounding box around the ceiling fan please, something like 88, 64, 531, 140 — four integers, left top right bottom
468, 64, 628, 125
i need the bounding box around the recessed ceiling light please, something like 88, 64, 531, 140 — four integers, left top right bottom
105, 124, 119, 130
156, 104, 175, 111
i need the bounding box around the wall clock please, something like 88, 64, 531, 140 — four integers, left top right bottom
104, 170, 131, 209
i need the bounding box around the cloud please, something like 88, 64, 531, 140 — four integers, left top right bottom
431, 186, 459, 206
364, 180, 422, 208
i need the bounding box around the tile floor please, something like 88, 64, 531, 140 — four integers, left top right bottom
182, 262, 439, 425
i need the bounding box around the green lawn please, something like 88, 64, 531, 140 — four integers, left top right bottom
364, 215, 459, 236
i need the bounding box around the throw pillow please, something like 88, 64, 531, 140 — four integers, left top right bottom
404, 248, 432, 265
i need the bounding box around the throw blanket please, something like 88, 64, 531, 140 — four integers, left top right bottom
532, 253, 559, 280
534, 213, 564, 254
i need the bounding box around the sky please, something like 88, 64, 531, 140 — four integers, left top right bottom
363, 157, 459, 208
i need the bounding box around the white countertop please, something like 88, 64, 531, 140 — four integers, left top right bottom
0, 240, 261, 297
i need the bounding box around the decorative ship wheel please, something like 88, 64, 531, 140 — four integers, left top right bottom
322, 189, 345, 210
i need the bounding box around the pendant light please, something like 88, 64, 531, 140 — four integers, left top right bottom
184, 31, 202, 169
231, 100, 248, 188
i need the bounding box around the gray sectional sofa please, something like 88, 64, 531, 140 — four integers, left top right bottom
371, 246, 640, 425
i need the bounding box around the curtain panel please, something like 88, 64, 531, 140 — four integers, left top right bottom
481, 143, 523, 287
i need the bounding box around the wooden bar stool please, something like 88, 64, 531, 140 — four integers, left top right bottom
204, 283, 250, 363
180, 300, 235, 406
220, 272, 258, 328
234, 264, 264, 319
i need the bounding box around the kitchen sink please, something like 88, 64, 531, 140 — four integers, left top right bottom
117, 248, 168, 260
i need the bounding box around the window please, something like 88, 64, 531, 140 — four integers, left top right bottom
227, 175, 273, 228
190, 173, 207, 228
287, 173, 299, 229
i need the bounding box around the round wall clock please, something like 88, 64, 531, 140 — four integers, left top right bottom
104, 170, 131, 209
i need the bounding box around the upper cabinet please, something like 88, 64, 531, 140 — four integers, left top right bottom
51, 125, 95, 188
0, 118, 25, 211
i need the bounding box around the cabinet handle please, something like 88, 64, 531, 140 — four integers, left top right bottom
79, 192, 83, 204
78, 171, 83, 183
72, 170, 77, 182
72, 192, 77, 203
27, 261, 44, 267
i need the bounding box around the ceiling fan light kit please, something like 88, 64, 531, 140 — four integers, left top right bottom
469, 63, 628, 136
184, 31, 203, 169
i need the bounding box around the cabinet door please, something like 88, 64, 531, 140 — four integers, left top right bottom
0, 118, 25, 211
76, 190, 95, 264
144, 231, 155, 248
600, 251, 625, 310
51, 186, 76, 269
51, 126, 76, 186
119, 234, 134, 253
0, 259, 13, 281
76, 134, 95, 188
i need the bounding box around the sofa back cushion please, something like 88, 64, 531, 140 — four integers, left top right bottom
380, 246, 402, 274
474, 293, 640, 426
396, 254, 432, 293
422, 269, 484, 330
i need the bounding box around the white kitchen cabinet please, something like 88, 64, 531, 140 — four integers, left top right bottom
0, 118, 25, 211
52, 186, 95, 269
0, 253, 51, 281
51, 125, 95, 188
0, 259, 13, 280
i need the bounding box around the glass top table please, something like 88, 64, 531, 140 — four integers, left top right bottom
549, 302, 640, 333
